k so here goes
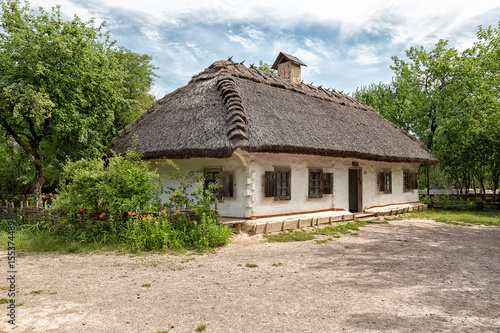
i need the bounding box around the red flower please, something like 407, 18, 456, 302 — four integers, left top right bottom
79, 208, 83, 212
176, 210, 180, 214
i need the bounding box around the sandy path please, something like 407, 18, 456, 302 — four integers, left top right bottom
1, 219, 500, 333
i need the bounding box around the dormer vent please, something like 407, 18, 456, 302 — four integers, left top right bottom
271, 52, 307, 84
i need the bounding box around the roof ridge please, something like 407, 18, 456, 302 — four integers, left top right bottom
191, 60, 373, 112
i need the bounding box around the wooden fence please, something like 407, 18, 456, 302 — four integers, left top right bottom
431, 199, 500, 210
1, 200, 196, 227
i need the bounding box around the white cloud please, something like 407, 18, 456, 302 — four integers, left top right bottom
226, 26, 266, 50
349, 45, 382, 65
141, 26, 161, 41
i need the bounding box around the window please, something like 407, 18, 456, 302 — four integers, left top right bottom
309, 169, 323, 198
403, 170, 410, 192
264, 168, 291, 200
307, 169, 334, 198
378, 170, 392, 194
204, 169, 233, 200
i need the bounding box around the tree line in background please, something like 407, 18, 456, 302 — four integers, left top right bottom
355, 22, 500, 200
0, 0, 157, 196
1, 0, 499, 204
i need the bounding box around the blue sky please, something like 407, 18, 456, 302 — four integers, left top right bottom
28, 0, 500, 97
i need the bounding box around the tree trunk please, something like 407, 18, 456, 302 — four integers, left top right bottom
426, 166, 430, 197
31, 153, 45, 195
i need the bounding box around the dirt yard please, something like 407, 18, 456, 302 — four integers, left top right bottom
1, 219, 499, 333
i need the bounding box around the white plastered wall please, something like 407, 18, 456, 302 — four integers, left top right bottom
332, 158, 420, 211
151, 150, 421, 218
151, 154, 247, 218
236, 150, 336, 217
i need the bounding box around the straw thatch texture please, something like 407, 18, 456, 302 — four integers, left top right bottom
112, 59, 437, 165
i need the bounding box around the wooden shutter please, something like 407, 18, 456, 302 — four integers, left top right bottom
219, 171, 233, 198
323, 172, 333, 195
264, 171, 276, 198
285, 169, 291, 200
378, 172, 385, 192
410, 172, 419, 190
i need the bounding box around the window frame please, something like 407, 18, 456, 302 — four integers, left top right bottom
274, 167, 291, 201
379, 170, 392, 194
403, 170, 411, 192
308, 169, 323, 199
204, 168, 233, 200
264, 167, 291, 201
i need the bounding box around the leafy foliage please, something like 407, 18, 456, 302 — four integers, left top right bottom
55, 148, 162, 221
257, 60, 274, 73
51, 150, 232, 251
355, 22, 500, 198
0, 0, 157, 194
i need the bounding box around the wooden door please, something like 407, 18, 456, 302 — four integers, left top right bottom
349, 169, 362, 213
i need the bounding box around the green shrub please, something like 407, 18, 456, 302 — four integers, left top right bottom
473, 197, 485, 211
18, 149, 234, 252
55, 148, 162, 223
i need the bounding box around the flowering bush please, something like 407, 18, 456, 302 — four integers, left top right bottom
55, 148, 162, 225
52, 149, 232, 251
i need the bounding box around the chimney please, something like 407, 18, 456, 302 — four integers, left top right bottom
271, 52, 307, 84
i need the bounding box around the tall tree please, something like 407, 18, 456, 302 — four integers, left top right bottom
0, 0, 157, 194
355, 23, 500, 195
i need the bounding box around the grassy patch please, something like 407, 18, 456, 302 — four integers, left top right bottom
195, 324, 207, 331
141, 284, 151, 287
266, 221, 370, 243
272, 262, 283, 267
0, 299, 9, 304
245, 264, 258, 268
410, 209, 500, 226
266, 230, 315, 242
0, 227, 129, 253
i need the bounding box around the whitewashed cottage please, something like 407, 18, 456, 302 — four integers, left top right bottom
112, 53, 437, 219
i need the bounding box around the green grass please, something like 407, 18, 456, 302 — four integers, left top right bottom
266, 230, 315, 242
266, 221, 372, 243
0, 217, 231, 254
245, 264, 258, 268
410, 209, 500, 226
0, 227, 129, 253
195, 324, 207, 331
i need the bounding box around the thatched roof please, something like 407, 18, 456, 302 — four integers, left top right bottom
112, 59, 437, 165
